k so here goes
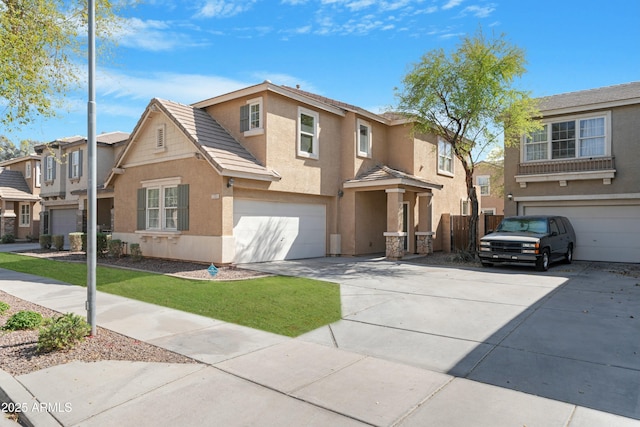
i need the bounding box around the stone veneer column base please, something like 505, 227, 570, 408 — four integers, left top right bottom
384, 233, 405, 260
416, 232, 435, 255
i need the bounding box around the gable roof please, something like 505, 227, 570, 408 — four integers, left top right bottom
35, 132, 129, 153
0, 168, 39, 201
538, 81, 640, 115
344, 165, 443, 191
109, 98, 280, 185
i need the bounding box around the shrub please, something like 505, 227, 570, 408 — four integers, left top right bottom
52, 235, 65, 250
39, 234, 52, 249
0, 301, 9, 315
69, 232, 84, 252
108, 239, 123, 258
3, 310, 43, 330
81, 233, 109, 256
130, 243, 142, 262
37, 313, 91, 353
1, 234, 15, 244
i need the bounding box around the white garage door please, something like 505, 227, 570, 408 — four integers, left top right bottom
50, 209, 77, 248
523, 204, 640, 263
233, 200, 326, 263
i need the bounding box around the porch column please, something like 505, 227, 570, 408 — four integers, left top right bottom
383, 188, 405, 260
1, 200, 16, 237
415, 192, 434, 255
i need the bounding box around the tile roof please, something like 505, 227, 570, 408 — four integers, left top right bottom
538, 81, 640, 112
345, 165, 442, 190
0, 168, 39, 200
154, 98, 279, 180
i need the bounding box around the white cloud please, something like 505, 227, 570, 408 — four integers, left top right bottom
196, 0, 258, 18
442, 0, 463, 10
113, 17, 204, 51
461, 4, 495, 18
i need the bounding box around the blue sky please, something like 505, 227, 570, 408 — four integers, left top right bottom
6, 0, 640, 143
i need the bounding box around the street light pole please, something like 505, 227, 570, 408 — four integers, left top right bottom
87, 0, 97, 336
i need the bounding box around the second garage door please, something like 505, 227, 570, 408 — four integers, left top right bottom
50, 208, 78, 249
522, 203, 640, 263
233, 200, 326, 263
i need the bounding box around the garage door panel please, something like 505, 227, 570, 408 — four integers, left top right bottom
523, 205, 640, 263
233, 200, 326, 263
50, 209, 77, 249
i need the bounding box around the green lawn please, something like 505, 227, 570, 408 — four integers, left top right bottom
0, 253, 341, 337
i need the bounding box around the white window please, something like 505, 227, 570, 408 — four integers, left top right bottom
45, 156, 55, 181
357, 119, 372, 157
461, 199, 470, 216
481, 208, 496, 215
70, 151, 81, 179
25, 162, 32, 178
146, 186, 177, 230
438, 139, 453, 174
35, 161, 41, 187
240, 98, 263, 135
19, 204, 30, 227
477, 175, 490, 196
523, 113, 609, 162
156, 124, 166, 150
297, 107, 319, 159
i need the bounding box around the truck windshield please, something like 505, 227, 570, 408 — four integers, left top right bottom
497, 218, 548, 234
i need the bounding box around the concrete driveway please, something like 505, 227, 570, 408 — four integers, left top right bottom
245, 256, 640, 421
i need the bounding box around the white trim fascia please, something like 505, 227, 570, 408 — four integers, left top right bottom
122, 152, 202, 169
141, 177, 182, 188
540, 97, 640, 117
514, 193, 640, 202
221, 170, 282, 182
515, 170, 616, 183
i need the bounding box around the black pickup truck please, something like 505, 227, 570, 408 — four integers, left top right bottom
479, 215, 576, 271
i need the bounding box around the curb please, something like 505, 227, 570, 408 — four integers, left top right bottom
0, 369, 61, 427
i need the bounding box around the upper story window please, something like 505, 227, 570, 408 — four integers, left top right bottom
438, 139, 453, 175
69, 150, 82, 179
477, 175, 490, 196
240, 98, 263, 136
35, 161, 41, 187
44, 156, 56, 181
297, 107, 319, 159
25, 162, 32, 178
523, 113, 609, 162
357, 119, 372, 158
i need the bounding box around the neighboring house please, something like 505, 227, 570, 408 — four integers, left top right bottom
34, 132, 128, 245
473, 160, 504, 215
505, 81, 640, 263
106, 81, 469, 264
0, 154, 41, 239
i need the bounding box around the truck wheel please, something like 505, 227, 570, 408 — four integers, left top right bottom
564, 244, 573, 264
536, 249, 550, 271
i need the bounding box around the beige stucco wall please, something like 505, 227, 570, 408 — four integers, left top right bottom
474, 162, 504, 215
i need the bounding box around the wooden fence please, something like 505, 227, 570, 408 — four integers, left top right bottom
450, 214, 504, 251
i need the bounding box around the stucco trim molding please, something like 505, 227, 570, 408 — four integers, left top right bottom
513, 193, 640, 203
515, 169, 616, 186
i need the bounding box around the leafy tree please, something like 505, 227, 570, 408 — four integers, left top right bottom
0, 0, 122, 129
396, 29, 540, 253
0, 135, 39, 161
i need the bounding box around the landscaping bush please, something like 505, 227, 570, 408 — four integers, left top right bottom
69, 232, 84, 252
108, 239, 123, 258
52, 235, 65, 250
130, 243, 142, 262
37, 313, 91, 353
39, 234, 52, 249
3, 310, 43, 330
81, 232, 109, 256
0, 301, 9, 315
1, 234, 15, 244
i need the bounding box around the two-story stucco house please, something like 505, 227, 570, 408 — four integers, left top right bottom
473, 160, 504, 216
107, 82, 469, 264
35, 132, 128, 246
505, 82, 640, 263
0, 154, 41, 240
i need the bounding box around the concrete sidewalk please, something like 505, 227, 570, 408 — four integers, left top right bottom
0, 256, 638, 426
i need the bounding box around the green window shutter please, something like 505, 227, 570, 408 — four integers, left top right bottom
68, 155, 72, 178
177, 184, 189, 231
240, 105, 249, 132
137, 188, 146, 230
52, 158, 56, 180
79, 149, 83, 177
